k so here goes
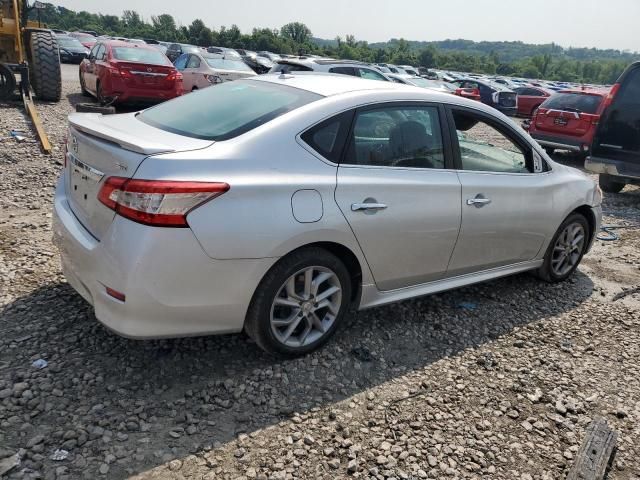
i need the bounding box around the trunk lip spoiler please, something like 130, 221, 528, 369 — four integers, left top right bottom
68, 112, 213, 155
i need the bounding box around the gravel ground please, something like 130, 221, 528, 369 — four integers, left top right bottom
1, 64, 639, 480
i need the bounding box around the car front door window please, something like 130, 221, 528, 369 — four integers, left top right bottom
174, 54, 188, 71
452, 110, 532, 173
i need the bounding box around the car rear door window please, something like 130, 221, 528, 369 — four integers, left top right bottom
329, 66, 356, 76
301, 111, 353, 163
343, 105, 445, 169
357, 68, 388, 81
96, 45, 106, 60
451, 109, 536, 173
186, 54, 201, 69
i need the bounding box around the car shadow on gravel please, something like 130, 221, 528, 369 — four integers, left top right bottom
0, 268, 595, 478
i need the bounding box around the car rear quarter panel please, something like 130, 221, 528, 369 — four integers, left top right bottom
132, 106, 374, 285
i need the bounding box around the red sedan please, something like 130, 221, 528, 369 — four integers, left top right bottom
513, 86, 553, 116
79, 41, 183, 106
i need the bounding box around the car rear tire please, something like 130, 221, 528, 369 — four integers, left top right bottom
79, 71, 90, 97
535, 213, 589, 283
599, 174, 625, 194
244, 247, 352, 357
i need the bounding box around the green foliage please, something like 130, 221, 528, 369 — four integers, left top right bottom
33, 3, 638, 84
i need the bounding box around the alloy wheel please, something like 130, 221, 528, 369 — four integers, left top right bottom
551, 222, 586, 277
270, 266, 342, 348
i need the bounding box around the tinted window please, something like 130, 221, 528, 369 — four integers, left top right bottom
186, 55, 200, 68
301, 112, 352, 163
595, 67, 640, 154
358, 68, 388, 81
452, 110, 532, 173
272, 62, 312, 73
174, 54, 188, 70
112, 47, 169, 65
329, 66, 356, 76
344, 105, 445, 169
541, 92, 603, 114
139, 80, 321, 141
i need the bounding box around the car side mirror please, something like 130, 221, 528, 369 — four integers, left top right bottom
532, 150, 545, 173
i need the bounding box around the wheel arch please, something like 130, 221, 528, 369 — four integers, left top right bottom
571, 204, 597, 247
261, 241, 363, 307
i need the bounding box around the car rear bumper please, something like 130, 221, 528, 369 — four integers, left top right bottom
585, 156, 640, 182
52, 173, 277, 339
529, 132, 590, 152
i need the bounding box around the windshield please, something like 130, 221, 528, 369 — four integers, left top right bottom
204, 57, 254, 72
57, 37, 84, 48
542, 92, 604, 114
410, 78, 451, 89
138, 80, 322, 141
112, 47, 170, 65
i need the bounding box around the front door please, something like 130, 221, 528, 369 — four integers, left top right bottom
446, 107, 553, 276
334, 103, 462, 291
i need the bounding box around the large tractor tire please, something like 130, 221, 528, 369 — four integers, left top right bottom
29, 31, 62, 102
0, 64, 17, 100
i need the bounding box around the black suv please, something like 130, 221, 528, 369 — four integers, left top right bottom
587, 62, 640, 193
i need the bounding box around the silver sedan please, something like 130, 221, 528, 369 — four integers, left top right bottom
53, 73, 602, 356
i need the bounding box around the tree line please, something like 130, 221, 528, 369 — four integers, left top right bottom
34, 3, 638, 84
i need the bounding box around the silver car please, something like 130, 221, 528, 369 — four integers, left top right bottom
53, 73, 602, 356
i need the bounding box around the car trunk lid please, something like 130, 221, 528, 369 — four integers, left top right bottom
114, 61, 177, 90
66, 112, 213, 239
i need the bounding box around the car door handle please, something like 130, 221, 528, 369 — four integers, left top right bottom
351, 203, 388, 212
466, 196, 492, 207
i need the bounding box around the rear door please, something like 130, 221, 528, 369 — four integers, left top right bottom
334, 102, 462, 291
592, 64, 640, 172
183, 54, 202, 90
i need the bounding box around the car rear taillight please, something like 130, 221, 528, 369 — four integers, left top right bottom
602, 83, 620, 110
97, 177, 229, 227
167, 70, 182, 82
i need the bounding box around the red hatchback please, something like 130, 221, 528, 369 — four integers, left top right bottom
528, 88, 609, 156
513, 86, 553, 116
79, 41, 183, 106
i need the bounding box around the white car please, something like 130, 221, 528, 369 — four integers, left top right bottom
269, 58, 391, 82
53, 74, 602, 356
173, 51, 257, 92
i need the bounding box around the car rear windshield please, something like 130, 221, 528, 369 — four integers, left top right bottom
541, 92, 604, 114
112, 47, 170, 65
138, 80, 322, 141
272, 62, 313, 73
204, 57, 254, 72
57, 37, 83, 48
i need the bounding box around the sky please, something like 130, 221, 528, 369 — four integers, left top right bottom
52, 0, 640, 52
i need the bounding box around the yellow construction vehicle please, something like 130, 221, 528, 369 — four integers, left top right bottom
1, 0, 62, 153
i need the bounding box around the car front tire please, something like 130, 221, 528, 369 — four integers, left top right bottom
536, 213, 589, 283
244, 247, 352, 357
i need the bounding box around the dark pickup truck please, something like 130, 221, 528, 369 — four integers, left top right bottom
586, 62, 640, 193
